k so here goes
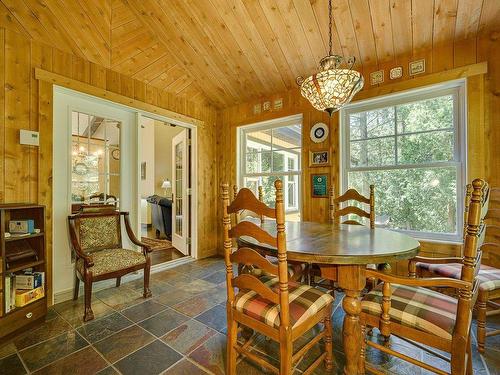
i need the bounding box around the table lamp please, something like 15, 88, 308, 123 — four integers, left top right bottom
161, 179, 171, 196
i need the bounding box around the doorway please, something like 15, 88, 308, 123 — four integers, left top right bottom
52, 87, 199, 302
139, 117, 193, 265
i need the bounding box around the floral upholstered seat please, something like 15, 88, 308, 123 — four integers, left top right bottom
76, 248, 146, 277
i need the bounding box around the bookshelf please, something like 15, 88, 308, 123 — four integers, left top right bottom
0, 204, 47, 339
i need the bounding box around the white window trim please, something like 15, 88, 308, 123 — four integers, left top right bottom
340, 79, 467, 243
236, 114, 303, 214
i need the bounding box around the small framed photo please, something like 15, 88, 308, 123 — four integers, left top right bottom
309, 150, 330, 167
311, 174, 329, 198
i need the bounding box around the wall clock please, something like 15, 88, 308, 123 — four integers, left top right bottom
310, 122, 329, 143
111, 149, 120, 160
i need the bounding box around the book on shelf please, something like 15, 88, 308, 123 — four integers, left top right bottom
15, 272, 44, 290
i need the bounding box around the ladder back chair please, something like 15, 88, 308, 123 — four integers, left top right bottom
232, 184, 306, 282
331, 185, 375, 227
222, 180, 334, 375
410, 185, 500, 353
360, 178, 490, 374
68, 206, 152, 322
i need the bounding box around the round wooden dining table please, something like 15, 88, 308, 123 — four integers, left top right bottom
238, 219, 420, 374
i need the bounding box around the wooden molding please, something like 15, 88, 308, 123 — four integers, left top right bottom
353, 62, 488, 101
34, 68, 205, 128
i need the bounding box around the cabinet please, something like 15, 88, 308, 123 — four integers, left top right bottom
0, 204, 46, 339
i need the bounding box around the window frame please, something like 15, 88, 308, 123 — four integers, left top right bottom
237, 114, 303, 214
340, 80, 467, 243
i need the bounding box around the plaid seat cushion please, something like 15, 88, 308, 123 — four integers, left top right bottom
362, 283, 457, 340
241, 256, 307, 281
234, 276, 333, 329
76, 248, 146, 277
417, 262, 500, 292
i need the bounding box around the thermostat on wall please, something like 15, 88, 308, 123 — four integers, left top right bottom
20, 130, 40, 146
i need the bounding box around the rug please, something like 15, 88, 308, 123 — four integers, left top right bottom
141, 237, 175, 251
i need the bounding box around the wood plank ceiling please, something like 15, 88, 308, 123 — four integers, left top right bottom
0, 0, 498, 108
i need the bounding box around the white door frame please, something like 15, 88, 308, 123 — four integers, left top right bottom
53, 86, 199, 301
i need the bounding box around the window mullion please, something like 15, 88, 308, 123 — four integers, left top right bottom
394, 105, 398, 166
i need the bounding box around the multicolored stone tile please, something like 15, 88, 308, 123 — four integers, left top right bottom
194, 304, 227, 333
76, 312, 132, 343
96, 367, 120, 375
189, 333, 227, 375
95, 286, 144, 310
162, 319, 216, 354
201, 270, 226, 285
172, 293, 222, 317
121, 300, 167, 322
94, 325, 155, 363
139, 308, 190, 337
0, 342, 17, 360
154, 288, 201, 307
0, 354, 26, 375
53, 297, 114, 328
14, 317, 73, 350
32, 347, 107, 375
166, 359, 211, 374
19, 331, 88, 372
114, 340, 182, 375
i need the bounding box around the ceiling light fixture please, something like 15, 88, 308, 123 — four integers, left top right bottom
296, 0, 364, 116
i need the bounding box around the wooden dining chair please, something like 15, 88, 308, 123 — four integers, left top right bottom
221, 180, 334, 374
68, 206, 152, 322
232, 184, 307, 282
311, 185, 383, 290
410, 185, 500, 353
360, 178, 490, 374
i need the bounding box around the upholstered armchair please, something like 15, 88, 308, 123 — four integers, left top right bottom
68, 206, 152, 322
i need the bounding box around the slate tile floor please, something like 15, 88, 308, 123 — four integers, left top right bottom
1, 257, 498, 375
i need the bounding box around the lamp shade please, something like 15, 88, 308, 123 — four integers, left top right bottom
161, 180, 171, 189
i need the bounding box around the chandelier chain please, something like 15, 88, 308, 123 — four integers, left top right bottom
328, 0, 333, 55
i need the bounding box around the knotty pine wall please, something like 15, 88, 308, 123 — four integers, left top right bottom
0, 27, 219, 302
218, 35, 500, 272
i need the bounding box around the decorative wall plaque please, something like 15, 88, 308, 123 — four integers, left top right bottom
370, 70, 384, 85
311, 174, 329, 198
389, 66, 403, 80
310, 122, 329, 143
409, 59, 425, 75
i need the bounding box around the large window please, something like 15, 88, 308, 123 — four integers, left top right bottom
341, 82, 465, 241
239, 116, 302, 220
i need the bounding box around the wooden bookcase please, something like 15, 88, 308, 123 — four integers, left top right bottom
0, 204, 47, 339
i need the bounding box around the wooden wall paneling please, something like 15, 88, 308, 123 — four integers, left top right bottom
0, 2, 29, 38
90, 62, 107, 90
106, 68, 121, 94
0, 28, 4, 202
120, 74, 134, 99
466, 75, 487, 181
38, 80, 53, 304
4, 30, 30, 203
29, 43, 52, 203
71, 55, 91, 84
76, 0, 111, 49
330, 0, 362, 70
432, 0, 459, 71
52, 48, 72, 77
369, 0, 394, 65
134, 79, 146, 102
114, 44, 166, 78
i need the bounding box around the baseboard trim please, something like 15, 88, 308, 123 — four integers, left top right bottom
53, 256, 195, 304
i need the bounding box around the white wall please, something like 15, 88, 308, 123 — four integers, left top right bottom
154, 122, 183, 196
140, 117, 155, 197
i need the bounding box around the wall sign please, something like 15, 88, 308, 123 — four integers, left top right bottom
370, 70, 384, 85
309, 150, 330, 167
409, 59, 425, 76
311, 174, 329, 198
310, 122, 329, 143
389, 66, 403, 80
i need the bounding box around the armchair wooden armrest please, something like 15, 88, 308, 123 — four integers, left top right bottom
481, 242, 500, 253
68, 217, 94, 267
366, 269, 472, 291
121, 212, 152, 253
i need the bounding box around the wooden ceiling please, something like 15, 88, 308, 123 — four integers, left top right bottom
0, 0, 498, 108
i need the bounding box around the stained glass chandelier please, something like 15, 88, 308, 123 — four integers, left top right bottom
296, 0, 364, 116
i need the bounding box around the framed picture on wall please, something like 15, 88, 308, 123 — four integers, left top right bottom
309, 150, 330, 167
311, 173, 329, 198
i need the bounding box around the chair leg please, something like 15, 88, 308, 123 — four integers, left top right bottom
466, 337, 473, 375
226, 307, 238, 375
73, 274, 80, 301
324, 305, 334, 371
359, 324, 367, 374
83, 279, 94, 322
155, 229, 160, 239
477, 290, 488, 353
279, 327, 293, 375
143, 258, 152, 298
116, 277, 121, 287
